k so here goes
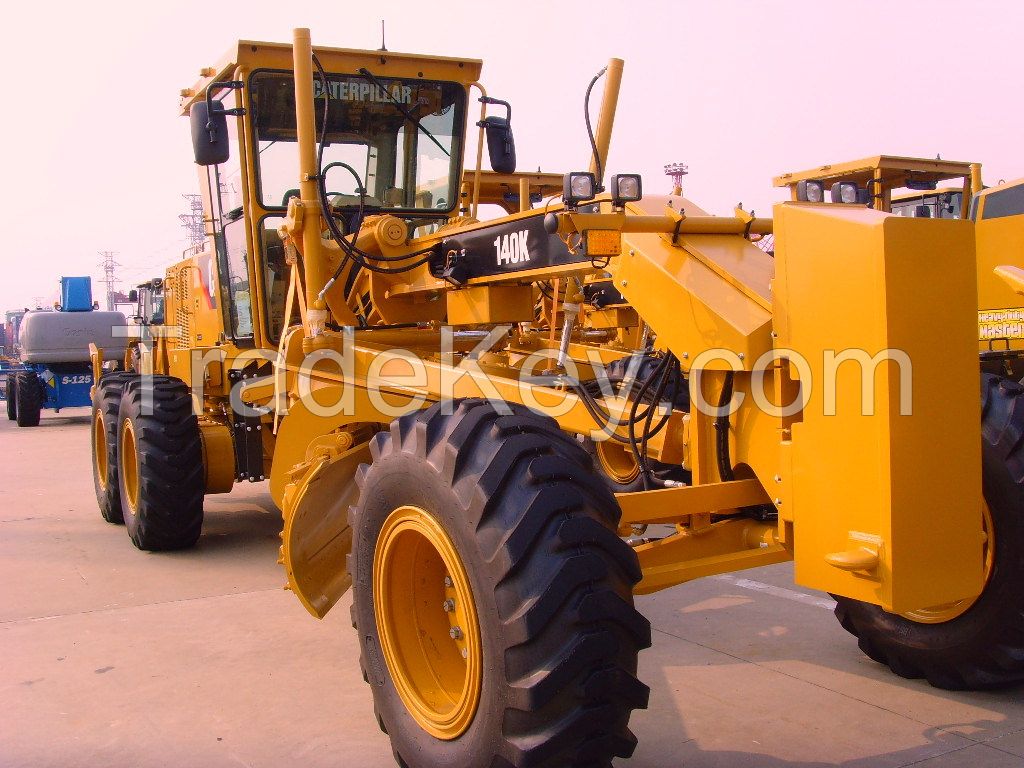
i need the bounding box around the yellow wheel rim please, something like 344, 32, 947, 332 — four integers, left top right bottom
596, 440, 641, 485
94, 410, 108, 489
119, 418, 140, 514
373, 505, 482, 740
900, 502, 996, 624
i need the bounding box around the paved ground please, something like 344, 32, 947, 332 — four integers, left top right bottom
2, 409, 1024, 768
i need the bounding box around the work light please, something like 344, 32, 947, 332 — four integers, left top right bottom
830, 181, 860, 204
796, 180, 825, 203
610, 174, 643, 206
563, 172, 597, 207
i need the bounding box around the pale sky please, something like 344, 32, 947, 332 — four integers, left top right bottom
2, 0, 1020, 311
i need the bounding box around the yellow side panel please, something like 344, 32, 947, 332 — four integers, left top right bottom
976, 213, 1024, 350
446, 285, 534, 325
774, 203, 984, 613
614, 231, 773, 369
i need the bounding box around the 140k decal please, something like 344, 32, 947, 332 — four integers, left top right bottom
494, 230, 531, 266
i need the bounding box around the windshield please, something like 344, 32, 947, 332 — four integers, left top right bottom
250, 70, 466, 214
890, 191, 963, 219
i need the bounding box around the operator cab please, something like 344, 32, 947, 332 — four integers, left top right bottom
127, 279, 165, 326
178, 41, 487, 350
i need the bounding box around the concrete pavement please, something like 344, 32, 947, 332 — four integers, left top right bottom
2, 409, 1023, 767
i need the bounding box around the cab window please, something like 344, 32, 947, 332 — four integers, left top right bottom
249, 70, 465, 216
259, 216, 302, 344
981, 184, 1024, 220
217, 219, 255, 343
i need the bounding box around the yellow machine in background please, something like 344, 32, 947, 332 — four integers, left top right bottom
88, 30, 1024, 767
972, 177, 1024, 372
775, 156, 1024, 368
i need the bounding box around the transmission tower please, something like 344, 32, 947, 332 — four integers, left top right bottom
97, 251, 122, 311
179, 194, 206, 251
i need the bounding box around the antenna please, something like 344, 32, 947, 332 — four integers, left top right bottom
379, 20, 387, 52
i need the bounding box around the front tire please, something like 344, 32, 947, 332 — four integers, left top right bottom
349, 399, 651, 768
833, 374, 1024, 689
14, 372, 41, 427
117, 376, 205, 550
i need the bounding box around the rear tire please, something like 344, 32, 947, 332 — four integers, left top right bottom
91, 372, 137, 524
14, 372, 41, 427
6, 378, 16, 421
349, 399, 651, 768
118, 376, 204, 550
833, 373, 1024, 690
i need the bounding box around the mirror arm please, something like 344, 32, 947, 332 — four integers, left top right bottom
478, 96, 511, 125
204, 80, 246, 140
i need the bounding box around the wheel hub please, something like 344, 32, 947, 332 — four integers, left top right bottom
596, 439, 641, 485
373, 505, 481, 740
94, 411, 108, 489
119, 418, 140, 514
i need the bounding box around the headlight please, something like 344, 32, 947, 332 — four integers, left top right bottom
796, 180, 824, 203
563, 172, 597, 207
830, 181, 860, 204
610, 173, 643, 205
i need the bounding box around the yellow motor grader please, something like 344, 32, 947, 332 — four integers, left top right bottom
88, 28, 1024, 767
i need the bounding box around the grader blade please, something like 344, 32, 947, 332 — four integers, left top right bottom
280, 443, 369, 618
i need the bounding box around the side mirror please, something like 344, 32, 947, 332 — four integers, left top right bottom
127, 289, 138, 303
479, 97, 516, 174
191, 99, 230, 166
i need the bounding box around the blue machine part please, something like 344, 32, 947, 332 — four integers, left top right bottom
28, 363, 93, 410
0, 358, 25, 400
60, 277, 94, 312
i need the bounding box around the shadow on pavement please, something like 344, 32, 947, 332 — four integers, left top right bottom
28, 414, 91, 427
188, 490, 283, 558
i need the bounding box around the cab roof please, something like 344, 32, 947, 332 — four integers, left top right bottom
179, 39, 483, 115
773, 155, 975, 190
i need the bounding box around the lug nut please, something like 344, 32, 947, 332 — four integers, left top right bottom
442, 599, 455, 613
444, 576, 453, 588
449, 626, 463, 640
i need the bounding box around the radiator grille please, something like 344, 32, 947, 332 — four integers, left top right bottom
173, 267, 191, 349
